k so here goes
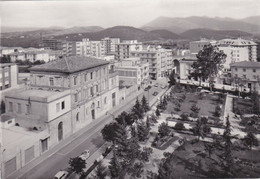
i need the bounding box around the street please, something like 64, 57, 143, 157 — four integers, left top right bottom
7, 83, 167, 179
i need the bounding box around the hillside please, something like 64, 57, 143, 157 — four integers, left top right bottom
180, 28, 252, 40
54, 26, 163, 41
142, 16, 260, 34
150, 29, 181, 39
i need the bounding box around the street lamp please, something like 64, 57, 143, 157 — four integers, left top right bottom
106, 111, 115, 120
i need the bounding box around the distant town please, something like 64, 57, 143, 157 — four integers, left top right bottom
1, 24, 260, 179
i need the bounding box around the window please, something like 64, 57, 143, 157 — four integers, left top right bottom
17, 103, 21, 113
26, 104, 30, 114
74, 77, 77, 85
49, 77, 54, 86
104, 97, 107, 104
97, 101, 100, 108
90, 87, 94, 96
9, 102, 13, 112
96, 85, 99, 93
90, 72, 93, 79
61, 101, 65, 110
56, 103, 60, 112
76, 112, 79, 121
235, 68, 237, 71
253, 69, 256, 73
74, 93, 78, 102
243, 69, 246, 72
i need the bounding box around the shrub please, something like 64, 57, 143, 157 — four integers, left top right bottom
180, 113, 189, 121
174, 122, 185, 130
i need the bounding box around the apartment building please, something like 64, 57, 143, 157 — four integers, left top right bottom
189, 39, 213, 55
230, 61, 260, 93
130, 46, 172, 80
115, 40, 143, 60
42, 39, 62, 50
115, 57, 149, 87
218, 38, 257, 70
2, 56, 120, 178
9, 50, 56, 63
0, 63, 19, 97
62, 41, 77, 57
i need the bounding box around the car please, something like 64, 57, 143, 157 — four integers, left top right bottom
144, 85, 151, 91
154, 83, 159, 87
161, 85, 167, 89
153, 92, 158, 96
53, 170, 69, 179
79, 149, 90, 161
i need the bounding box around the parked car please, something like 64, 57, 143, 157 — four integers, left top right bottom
154, 83, 159, 87
53, 170, 69, 179
153, 91, 158, 96
79, 149, 90, 161
144, 85, 151, 91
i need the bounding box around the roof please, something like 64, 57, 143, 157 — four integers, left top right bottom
218, 38, 257, 46
29, 56, 109, 73
230, 61, 260, 68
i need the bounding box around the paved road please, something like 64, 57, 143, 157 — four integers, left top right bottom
8, 84, 166, 179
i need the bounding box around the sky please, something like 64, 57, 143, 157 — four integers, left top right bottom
1, 0, 260, 28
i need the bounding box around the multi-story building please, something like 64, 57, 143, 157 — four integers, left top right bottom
90, 41, 105, 58
2, 56, 120, 178
230, 61, 260, 93
0, 47, 23, 57
130, 46, 172, 80
9, 50, 57, 63
189, 39, 213, 55
101, 37, 120, 54
115, 57, 149, 87
62, 41, 77, 57
115, 40, 143, 60
110, 38, 120, 52
0, 63, 19, 98
179, 57, 197, 80
218, 38, 257, 70
42, 39, 62, 50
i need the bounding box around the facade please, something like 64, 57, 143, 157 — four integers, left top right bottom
230, 61, 260, 93
9, 50, 56, 63
2, 56, 120, 178
179, 57, 197, 80
218, 38, 257, 70
115, 40, 143, 60
130, 46, 172, 80
0, 63, 19, 96
189, 39, 212, 55
0, 47, 23, 57
62, 41, 77, 57
115, 57, 149, 87
42, 39, 62, 50
90, 41, 105, 58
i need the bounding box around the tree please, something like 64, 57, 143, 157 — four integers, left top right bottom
251, 91, 260, 115
190, 104, 200, 114
109, 151, 121, 178
115, 111, 133, 126
242, 131, 258, 150
158, 122, 171, 137
128, 162, 144, 178
131, 98, 144, 120
155, 107, 160, 117
141, 95, 150, 113
168, 69, 176, 87
204, 142, 215, 158
91, 161, 107, 179
192, 117, 211, 141
68, 157, 86, 175
101, 122, 118, 144
214, 105, 221, 117
139, 147, 153, 162
137, 121, 150, 142
0, 55, 11, 63
189, 44, 226, 89
222, 116, 233, 176
157, 154, 176, 179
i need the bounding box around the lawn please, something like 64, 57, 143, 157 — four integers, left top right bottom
233, 97, 253, 115
166, 140, 260, 178
165, 92, 223, 121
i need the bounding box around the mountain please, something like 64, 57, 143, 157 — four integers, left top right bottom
180, 28, 252, 40
1, 26, 104, 38
241, 16, 260, 26
54, 26, 164, 41
142, 16, 260, 34
150, 29, 181, 39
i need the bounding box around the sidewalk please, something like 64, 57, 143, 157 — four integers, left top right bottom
7, 88, 144, 179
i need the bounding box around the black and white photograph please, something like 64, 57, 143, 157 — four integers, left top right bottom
0, 0, 260, 178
